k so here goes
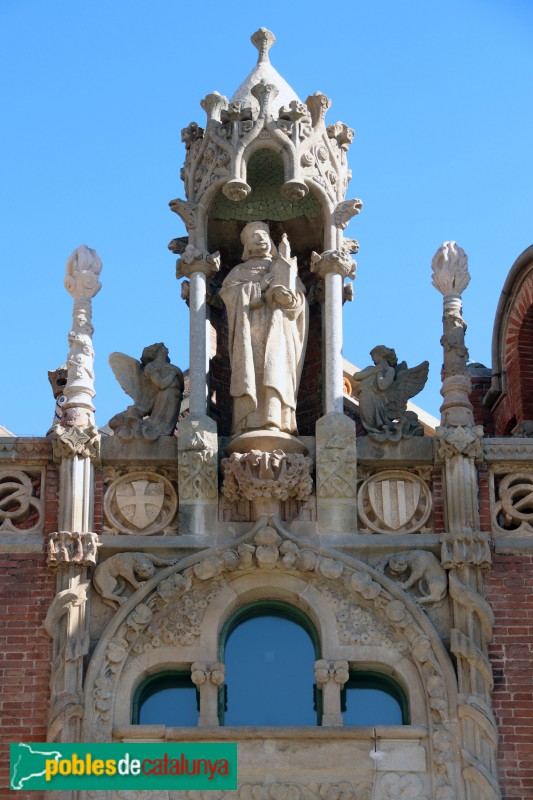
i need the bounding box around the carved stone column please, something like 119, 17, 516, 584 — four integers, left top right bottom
191, 661, 225, 727
45, 534, 98, 743
45, 245, 102, 745
432, 242, 500, 800
314, 659, 349, 726
176, 244, 221, 418
178, 415, 218, 534
310, 248, 356, 415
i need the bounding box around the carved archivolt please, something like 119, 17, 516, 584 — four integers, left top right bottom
357, 470, 432, 534
493, 471, 533, 533
0, 468, 44, 533
103, 470, 178, 534
82, 530, 460, 799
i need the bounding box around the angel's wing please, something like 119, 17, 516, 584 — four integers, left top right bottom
108, 352, 156, 414
386, 361, 429, 418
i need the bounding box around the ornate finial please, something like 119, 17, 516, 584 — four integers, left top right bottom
431, 241, 470, 296
251, 28, 275, 64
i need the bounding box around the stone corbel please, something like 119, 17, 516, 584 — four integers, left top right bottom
191, 662, 225, 727
314, 659, 349, 726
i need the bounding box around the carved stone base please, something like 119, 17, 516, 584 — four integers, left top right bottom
225, 429, 308, 455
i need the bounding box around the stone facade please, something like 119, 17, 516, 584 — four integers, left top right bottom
2, 26, 533, 800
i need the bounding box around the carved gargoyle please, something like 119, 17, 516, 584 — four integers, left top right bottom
108, 343, 184, 440
376, 550, 447, 607
352, 345, 429, 441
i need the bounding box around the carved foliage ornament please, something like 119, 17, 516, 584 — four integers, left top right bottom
435, 425, 483, 461
357, 470, 432, 534
0, 469, 44, 533
104, 471, 178, 535
222, 449, 313, 504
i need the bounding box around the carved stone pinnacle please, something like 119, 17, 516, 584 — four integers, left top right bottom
431, 241, 470, 297
251, 28, 275, 63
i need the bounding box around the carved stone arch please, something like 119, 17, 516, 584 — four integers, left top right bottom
82, 539, 463, 799
487, 244, 533, 434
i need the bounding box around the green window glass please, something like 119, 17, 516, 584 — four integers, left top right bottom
133, 672, 199, 726
221, 602, 320, 726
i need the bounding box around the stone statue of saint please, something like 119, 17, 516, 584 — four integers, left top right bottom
219, 221, 308, 437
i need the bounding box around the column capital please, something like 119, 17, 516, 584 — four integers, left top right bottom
176, 244, 221, 279
191, 662, 225, 686
310, 248, 355, 279
47, 531, 99, 568
314, 659, 349, 687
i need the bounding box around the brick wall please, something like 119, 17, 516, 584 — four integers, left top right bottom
0, 552, 55, 800
486, 553, 533, 800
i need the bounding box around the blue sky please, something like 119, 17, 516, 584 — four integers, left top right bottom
1, 0, 532, 435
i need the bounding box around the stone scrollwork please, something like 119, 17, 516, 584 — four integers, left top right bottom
376, 551, 448, 607
493, 471, 533, 533
222, 449, 313, 504
47, 531, 99, 567
104, 471, 178, 535
357, 470, 432, 534
0, 468, 44, 533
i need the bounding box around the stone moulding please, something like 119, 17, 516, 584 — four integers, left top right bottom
81, 525, 462, 799
0, 437, 52, 465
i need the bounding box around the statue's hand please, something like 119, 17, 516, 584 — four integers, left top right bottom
270, 286, 294, 307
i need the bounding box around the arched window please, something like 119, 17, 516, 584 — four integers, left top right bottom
341, 672, 408, 726
220, 601, 320, 726
133, 672, 199, 726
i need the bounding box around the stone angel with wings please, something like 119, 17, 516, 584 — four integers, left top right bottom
108, 343, 184, 440
352, 345, 429, 441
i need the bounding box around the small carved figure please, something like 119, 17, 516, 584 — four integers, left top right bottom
511, 420, 533, 438
93, 552, 177, 608
376, 550, 447, 606
108, 343, 184, 440
352, 346, 428, 441
219, 221, 308, 436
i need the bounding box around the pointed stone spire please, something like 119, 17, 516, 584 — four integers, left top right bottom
230, 27, 302, 115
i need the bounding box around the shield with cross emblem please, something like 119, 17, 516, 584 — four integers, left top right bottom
115, 479, 165, 529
